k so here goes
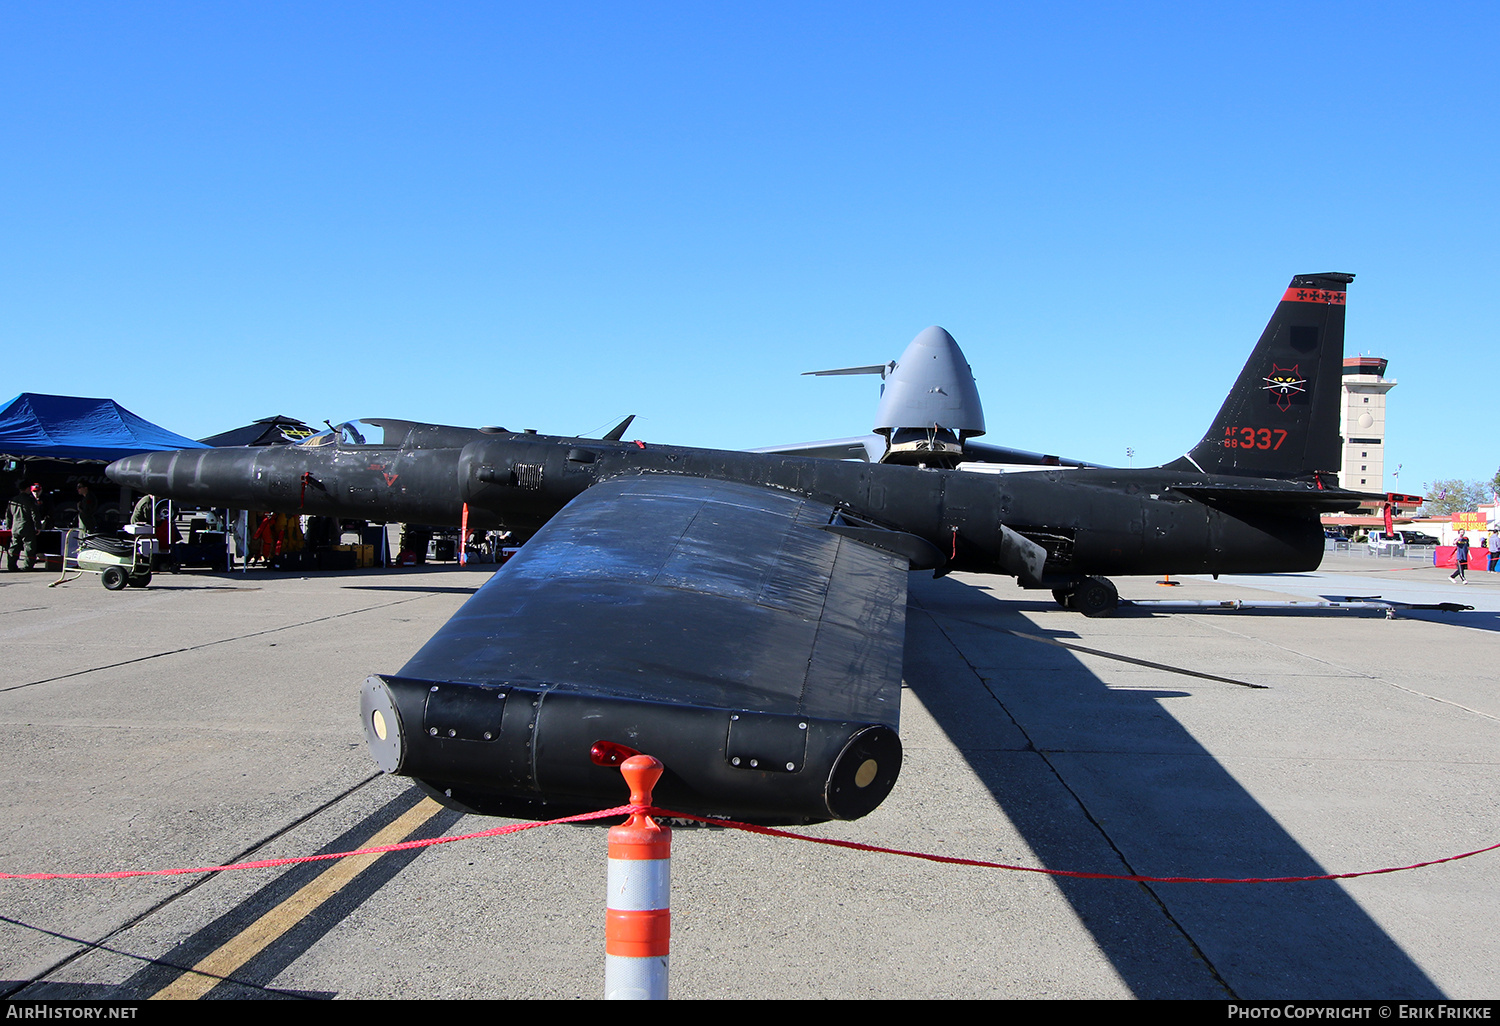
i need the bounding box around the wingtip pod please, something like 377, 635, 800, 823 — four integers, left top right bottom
1168, 272, 1354, 480
362, 674, 902, 824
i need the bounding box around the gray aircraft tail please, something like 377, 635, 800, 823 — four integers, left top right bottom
1165, 272, 1353, 482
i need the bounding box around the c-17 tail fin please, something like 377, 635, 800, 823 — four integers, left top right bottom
1165, 272, 1354, 482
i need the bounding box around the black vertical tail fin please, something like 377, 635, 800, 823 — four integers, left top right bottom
1165, 272, 1353, 481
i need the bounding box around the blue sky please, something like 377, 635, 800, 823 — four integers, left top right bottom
3, 2, 1495, 495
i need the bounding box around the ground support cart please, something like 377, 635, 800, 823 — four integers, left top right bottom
51, 525, 158, 590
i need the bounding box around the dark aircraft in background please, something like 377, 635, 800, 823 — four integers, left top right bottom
109, 272, 1388, 824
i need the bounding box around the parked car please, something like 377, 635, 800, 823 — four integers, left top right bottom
1366, 530, 1438, 554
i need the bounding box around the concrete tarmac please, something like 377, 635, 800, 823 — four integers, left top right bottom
1, 551, 1496, 1000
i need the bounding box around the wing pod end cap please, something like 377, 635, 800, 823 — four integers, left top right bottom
361, 675, 406, 774
824, 725, 903, 820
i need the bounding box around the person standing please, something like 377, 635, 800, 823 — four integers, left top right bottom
1489, 530, 1500, 572
7, 482, 42, 571
75, 482, 99, 536
252, 512, 276, 565
1450, 532, 1470, 584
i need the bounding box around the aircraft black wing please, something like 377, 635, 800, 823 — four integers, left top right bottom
361, 475, 910, 823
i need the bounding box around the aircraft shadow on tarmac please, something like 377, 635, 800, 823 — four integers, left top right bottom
339, 584, 483, 595
904, 575, 1443, 1001
1115, 601, 1500, 634
1380, 608, 1500, 633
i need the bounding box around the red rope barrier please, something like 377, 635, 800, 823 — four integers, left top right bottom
649, 808, 1500, 884
2, 803, 1495, 885
0, 805, 631, 880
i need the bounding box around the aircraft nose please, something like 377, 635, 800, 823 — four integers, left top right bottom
908, 325, 960, 352
105, 450, 191, 495
876, 325, 986, 438
105, 453, 152, 490
105, 447, 263, 508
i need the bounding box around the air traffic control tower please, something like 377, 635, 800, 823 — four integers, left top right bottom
1340, 356, 1395, 491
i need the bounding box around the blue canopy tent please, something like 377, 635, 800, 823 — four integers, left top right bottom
0, 394, 213, 569
0, 393, 207, 463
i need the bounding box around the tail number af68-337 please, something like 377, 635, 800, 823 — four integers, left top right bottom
1223, 427, 1288, 450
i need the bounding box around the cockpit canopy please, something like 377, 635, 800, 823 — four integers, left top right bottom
299, 420, 416, 449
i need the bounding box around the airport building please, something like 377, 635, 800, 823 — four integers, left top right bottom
1340, 356, 1395, 491
1321, 355, 1421, 533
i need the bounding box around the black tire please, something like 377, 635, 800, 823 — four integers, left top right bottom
127, 572, 152, 588
101, 566, 127, 591
1074, 576, 1118, 618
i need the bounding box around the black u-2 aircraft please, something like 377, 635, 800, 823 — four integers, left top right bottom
108, 272, 1381, 824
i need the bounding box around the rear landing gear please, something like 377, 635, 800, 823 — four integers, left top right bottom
1052, 577, 1118, 617
1075, 577, 1118, 617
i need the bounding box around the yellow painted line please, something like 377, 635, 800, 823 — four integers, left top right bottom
150, 797, 445, 1000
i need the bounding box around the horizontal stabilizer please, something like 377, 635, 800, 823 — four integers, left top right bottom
1172, 482, 1368, 512
803, 363, 892, 377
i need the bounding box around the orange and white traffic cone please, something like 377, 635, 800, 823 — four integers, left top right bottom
605, 755, 671, 999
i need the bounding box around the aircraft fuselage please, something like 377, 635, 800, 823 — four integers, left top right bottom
109, 428, 1326, 584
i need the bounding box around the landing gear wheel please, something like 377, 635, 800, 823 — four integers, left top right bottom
1074, 576, 1118, 618
1052, 588, 1075, 609
127, 572, 152, 588
101, 566, 127, 591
